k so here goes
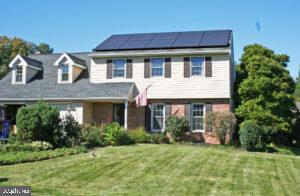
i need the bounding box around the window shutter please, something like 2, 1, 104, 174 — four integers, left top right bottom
165, 104, 171, 121
205, 57, 212, 77
184, 57, 190, 78
145, 105, 152, 131
205, 103, 212, 132
144, 58, 150, 78
185, 103, 191, 130
107, 59, 112, 79
165, 58, 171, 78
126, 59, 133, 78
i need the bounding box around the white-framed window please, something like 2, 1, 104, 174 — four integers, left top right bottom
61, 64, 69, 82
191, 57, 204, 76
15, 66, 23, 83
151, 104, 165, 132
191, 103, 205, 132
151, 58, 164, 77
113, 59, 126, 77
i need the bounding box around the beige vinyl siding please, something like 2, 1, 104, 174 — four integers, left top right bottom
83, 102, 93, 124
90, 54, 230, 99
72, 66, 83, 82
48, 102, 84, 124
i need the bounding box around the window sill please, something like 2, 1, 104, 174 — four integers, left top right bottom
151, 129, 164, 133
191, 130, 205, 133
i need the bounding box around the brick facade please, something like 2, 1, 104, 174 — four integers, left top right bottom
171, 104, 185, 117
89, 99, 231, 144
91, 102, 145, 129
128, 102, 145, 129
92, 103, 113, 125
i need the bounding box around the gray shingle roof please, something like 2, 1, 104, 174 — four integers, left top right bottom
21, 55, 43, 69
67, 53, 87, 67
0, 53, 134, 100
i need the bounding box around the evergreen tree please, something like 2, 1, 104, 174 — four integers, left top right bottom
235, 44, 296, 144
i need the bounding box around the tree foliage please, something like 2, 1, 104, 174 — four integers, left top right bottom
295, 66, 300, 102
235, 44, 296, 144
0, 36, 53, 79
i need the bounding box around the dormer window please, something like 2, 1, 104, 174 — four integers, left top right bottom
9, 55, 43, 84
15, 66, 23, 83
54, 53, 87, 84
61, 64, 69, 82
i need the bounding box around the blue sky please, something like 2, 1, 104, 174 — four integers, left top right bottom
1, 0, 299, 78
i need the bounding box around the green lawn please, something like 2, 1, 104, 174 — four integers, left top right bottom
0, 144, 300, 195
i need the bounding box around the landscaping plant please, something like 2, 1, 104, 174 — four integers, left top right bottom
128, 127, 151, 143
239, 120, 265, 151
81, 124, 105, 147
61, 114, 82, 147
16, 102, 61, 145
165, 116, 189, 142
205, 111, 237, 145
103, 122, 133, 146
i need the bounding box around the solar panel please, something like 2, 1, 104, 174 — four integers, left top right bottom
93, 30, 231, 51
93, 34, 131, 50
199, 30, 230, 47
145, 32, 179, 48
172, 31, 205, 47
118, 33, 156, 49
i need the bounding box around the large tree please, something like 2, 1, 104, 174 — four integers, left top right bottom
0, 36, 53, 79
295, 67, 300, 101
235, 44, 296, 144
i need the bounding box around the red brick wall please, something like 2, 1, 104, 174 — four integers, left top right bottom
212, 103, 230, 112
128, 102, 145, 129
90, 99, 231, 144
92, 103, 113, 125
171, 104, 185, 117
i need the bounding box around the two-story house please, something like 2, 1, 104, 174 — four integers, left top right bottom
0, 30, 234, 143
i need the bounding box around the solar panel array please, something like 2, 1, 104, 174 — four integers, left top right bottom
93, 30, 231, 51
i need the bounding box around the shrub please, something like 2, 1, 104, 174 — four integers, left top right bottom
16, 102, 61, 145
81, 124, 105, 147
128, 127, 151, 143
205, 111, 237, 145
103, 122, 134, 146
165, 116, 189, 142
0, 141, 53, 152
0, 146, 87, 166
61, 114, 82, 147
239, 120, 265, 151
150, 133, 169, 144
8, 132, 18, 144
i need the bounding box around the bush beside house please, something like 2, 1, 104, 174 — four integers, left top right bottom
205, 111, 237, 145
239, 120, 265, 151
16, 102, 61, 145
165, 116, 189, 142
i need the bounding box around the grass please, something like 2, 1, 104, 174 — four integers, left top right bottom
0, 144, 300, 195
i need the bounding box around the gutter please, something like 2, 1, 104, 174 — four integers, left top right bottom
0, 97, 128, 101
89, 47, 231, 58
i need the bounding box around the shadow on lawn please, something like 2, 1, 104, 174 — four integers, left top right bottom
0, 177, 9, 182
257, 146, 300, 156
